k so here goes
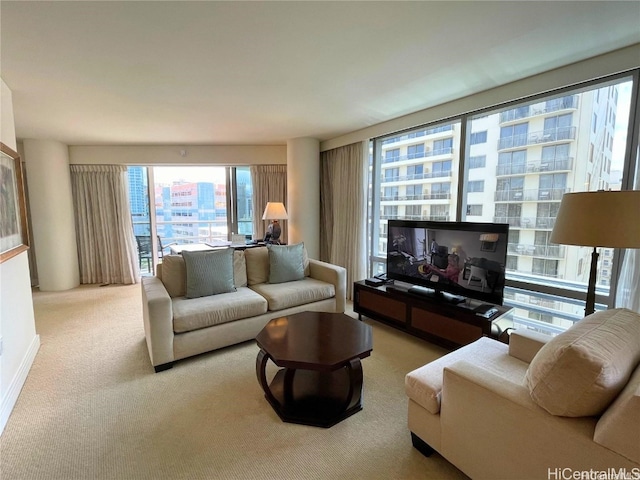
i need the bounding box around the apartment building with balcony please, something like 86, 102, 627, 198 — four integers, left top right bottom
376, 83, 620, 333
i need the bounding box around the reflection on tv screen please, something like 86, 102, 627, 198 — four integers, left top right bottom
386, 220, 509, 305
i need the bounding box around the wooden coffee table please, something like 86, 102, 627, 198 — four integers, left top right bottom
255, 311, 373, 428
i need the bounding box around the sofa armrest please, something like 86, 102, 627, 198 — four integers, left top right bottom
508, 329, 550, 363
440, 361, 632, 479
308, 259, 347, 313
141, 276, 174, 369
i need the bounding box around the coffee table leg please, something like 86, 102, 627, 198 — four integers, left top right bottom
256, 349, 280, 409
344, 358, 364, 412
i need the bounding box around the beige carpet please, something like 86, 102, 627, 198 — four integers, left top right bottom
1, 284, 468, 480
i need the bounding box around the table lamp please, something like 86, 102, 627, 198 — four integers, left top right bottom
550, 190, 640, 316
262, 202, 288, 243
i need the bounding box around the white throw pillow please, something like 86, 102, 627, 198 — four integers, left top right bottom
524, 308, 640, 417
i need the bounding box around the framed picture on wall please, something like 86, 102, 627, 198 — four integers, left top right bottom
1, 142, 29, 263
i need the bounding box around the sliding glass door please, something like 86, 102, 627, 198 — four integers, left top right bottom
127, 166, 253, 274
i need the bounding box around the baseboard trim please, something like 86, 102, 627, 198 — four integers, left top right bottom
0, 334, 41, 436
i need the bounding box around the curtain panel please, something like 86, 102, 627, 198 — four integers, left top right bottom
250, 165, 287, 241
70, 165, 139, 285
320, 142, 367, 300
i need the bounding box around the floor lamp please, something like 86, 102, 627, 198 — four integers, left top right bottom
262, 202, 288, 244
550, 190, 640, 316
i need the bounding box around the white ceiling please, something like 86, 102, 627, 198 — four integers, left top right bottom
1, 1, 639, 146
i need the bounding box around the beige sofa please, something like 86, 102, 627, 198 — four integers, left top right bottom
142, 245, 346, 372
405, 308, 640, 480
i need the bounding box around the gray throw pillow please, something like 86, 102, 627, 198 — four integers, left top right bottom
183, 248, 236, 299
268, 243, 305, 284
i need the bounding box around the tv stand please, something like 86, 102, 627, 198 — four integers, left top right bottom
354, 281, 512, 349
407, 285, 466, 304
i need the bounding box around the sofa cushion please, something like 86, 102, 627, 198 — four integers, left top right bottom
249, 277, 335, 311
183, 249, 236, 299
268, 243, 305, 284
244, 247, 269, 285
524, 308, 640, 417
172, 287, 268, 333
233, 250, 247, 287
405, 337, 526, 415
594, 363, 640, 464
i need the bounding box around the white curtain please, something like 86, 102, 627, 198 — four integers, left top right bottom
615, 129, 640, 312
70, 165, 139, 285
250, 165, 287, 241
320, 142, 368, 300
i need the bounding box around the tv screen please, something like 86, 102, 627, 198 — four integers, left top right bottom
386, 220, 509, 305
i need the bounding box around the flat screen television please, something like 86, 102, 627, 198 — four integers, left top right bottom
386, 220, 509, 305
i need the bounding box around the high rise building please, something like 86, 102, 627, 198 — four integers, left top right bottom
376, 84, 620, 333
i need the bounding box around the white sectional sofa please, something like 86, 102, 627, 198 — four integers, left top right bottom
142, 244, 346, 372
405, 308, 640, 480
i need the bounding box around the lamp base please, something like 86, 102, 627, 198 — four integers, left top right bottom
585, 247, 598, 317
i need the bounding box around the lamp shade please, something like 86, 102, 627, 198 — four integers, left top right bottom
262, 202, 288, 220
550, 191, 640, 248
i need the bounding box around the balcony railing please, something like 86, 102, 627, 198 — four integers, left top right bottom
507, 242, 565, 257
382, 147, 454, 164
382, 170, 452, 183
494, 187, 570, 202
381, 214, 450, 221
381, 125, 453, 145
493, 216, 558, 230
497, 126, 576, 150
499, 95, 579, 123
496, 157, 573, 176
380, 192, 451, 202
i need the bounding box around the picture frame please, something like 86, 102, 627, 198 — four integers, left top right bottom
1, 142, 29, 263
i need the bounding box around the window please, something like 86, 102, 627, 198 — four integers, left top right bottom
470, 131, 487, 145
466, 204, 483, 216
384, 149, 400, 163
467, 180, 485, 192
405, 205, 421, 218
497, 150, 526, 175
128, 165, 253, 274
368, 73, 635, 337
407, 164, 423, 178
383, 186, 398, 200
499, 123, 528, 149
406, 184, 422, 199
469, 155, 486, 169
384, 168, 400, 181
431, 182, 451, 199
433, 138, 453, 156
407, 144, 425, 159
432, 160, 452, 177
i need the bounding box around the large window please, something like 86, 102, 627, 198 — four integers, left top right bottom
368, 73, 637, 336
127, 165, 253, 273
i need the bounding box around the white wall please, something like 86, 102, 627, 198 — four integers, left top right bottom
23, 140, 80, 291
0, 78, 40, 435
69, 145, 286, 165
320, 44, 640, 151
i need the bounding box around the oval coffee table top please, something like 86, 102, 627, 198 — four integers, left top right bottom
256, 311, 373, 371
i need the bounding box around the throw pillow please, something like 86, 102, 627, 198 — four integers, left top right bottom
244, 246, 269, 285
160, 255, 186, 298
524, 308, 640, 417
183, 248, 236, 299
268, 243, 305, 284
